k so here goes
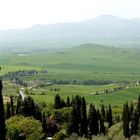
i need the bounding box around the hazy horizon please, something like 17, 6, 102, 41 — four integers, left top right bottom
0, 0, 140, 30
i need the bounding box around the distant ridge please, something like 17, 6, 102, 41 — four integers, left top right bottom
0, 15, 140, 52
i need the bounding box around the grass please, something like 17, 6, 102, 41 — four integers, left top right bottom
25, 84, 140, 107
1, 43, 140, 106
1, 44, 140, 82
2, 82, 140, 107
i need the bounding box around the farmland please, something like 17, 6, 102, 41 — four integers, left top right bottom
0, 43, 140, 106
1, 43, 140, 81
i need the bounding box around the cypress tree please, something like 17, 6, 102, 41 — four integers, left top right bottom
34, 104, 42, 121
129, 102, 134, 120
54, 94, 61, 109
101, 104, 106, 121
0, 80, 6, 140
66, 96, 70, 107
97, 109, 105, 135
42, 113, 47, 137
71, 95, 74, 106
74, 95, 81, 135
88, 103, 94, 136
97, 108, 101, 120
88, 104, 99, 136
137, 95, 140, 117
107, 104, 113, 127
69, 95, 82, 135
123, 102, 130, 138
6, 102, 11, 119
10, 96, 14, 116
92, 105, 99, 135
16, 94, 23, 115
130, 109, 139, 136
80, 97, 87, 137
61, 98, 66, 108
100, 119, 105, 135
23, 96, 35, 117
69, 103, 79, 135
122, 104, 126, 121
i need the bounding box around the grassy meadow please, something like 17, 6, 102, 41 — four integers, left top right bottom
1, 43, 140, 106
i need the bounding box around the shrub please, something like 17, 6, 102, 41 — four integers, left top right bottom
6, 115, 44, 140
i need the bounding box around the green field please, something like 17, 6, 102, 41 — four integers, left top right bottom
2, 83, 140, 107
1, 44, 140, 82
30, 85, 140, 106
1, 43, 140, 106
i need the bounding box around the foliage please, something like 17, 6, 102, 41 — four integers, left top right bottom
108, 122, 123, 138
122, 102, 130, 138
80, 97, 87, 136
88, 104, 99, 136
130, 110, 139, 135
54, 94, 66, 109
46, 118, 59, 137
0, 79, 6, 140
52, 129, 67, 140
6, 115, 44, 140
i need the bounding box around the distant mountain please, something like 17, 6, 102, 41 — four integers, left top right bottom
0, 15, 140, 52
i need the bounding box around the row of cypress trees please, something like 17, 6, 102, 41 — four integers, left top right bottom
123, 96, 140, 138
1, 80, 140, 139
67, 95, 113, 137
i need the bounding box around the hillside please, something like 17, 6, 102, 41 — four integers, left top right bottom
1, 43, 140, 82
0, 15, 140, 53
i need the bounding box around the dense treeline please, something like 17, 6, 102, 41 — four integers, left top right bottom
52, 79, 113, 85
0, 79, 140, 140
4, 70, 38, 78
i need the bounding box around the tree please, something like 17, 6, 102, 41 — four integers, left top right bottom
106, 105, 113, 127
97, 109, 105, 135
66, 96, 70, 107
130, 109, 139, 136
69, 103, 79, 135
80, 97, 87, 137
101, 104, 106, 121
23, 96, 35, 117
6, 115, 44, 140
34, 104, 42, 121
10, 96, 14, 116
16, 94, 24, 115
123, 102, 130, 138
6, 102, 11, 119
53, 130, 67, 140
88, 104, 99, 136
129, 102, 134, 120
54, 94, 63, 109
42, 113, 47, 137
137, 95, 140, 117
0, 79, 6, 140
46, 118, 58, 137
100, 119, 105, 135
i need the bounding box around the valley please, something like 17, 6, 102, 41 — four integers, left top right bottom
1, 43, 140, 106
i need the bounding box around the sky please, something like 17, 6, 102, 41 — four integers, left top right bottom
0, 0, 140, 30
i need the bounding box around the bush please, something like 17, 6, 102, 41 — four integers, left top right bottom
53, 129, 67, 140
108, 122, 123, 138
6, 115, 44, 140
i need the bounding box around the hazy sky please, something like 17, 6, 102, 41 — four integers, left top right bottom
0, 0, 140, 30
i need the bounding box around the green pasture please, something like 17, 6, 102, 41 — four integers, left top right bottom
1, 43, 140, 107
0, 44, 140, 82
2, 82, 140, 107
27, 84, 140, 106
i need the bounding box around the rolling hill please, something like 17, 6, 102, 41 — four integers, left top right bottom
0, 15, 140, 53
